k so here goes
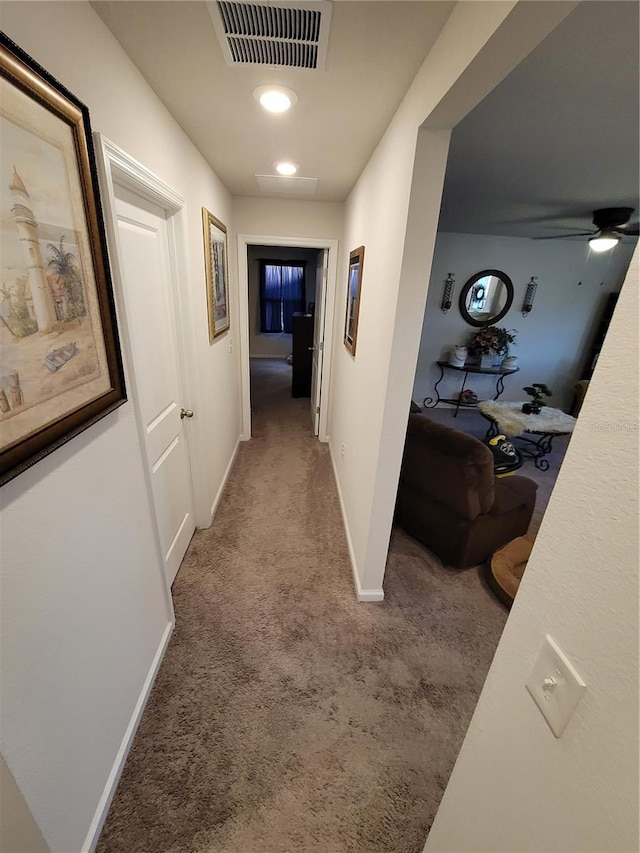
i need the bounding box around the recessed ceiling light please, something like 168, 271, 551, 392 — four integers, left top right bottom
275, 162, 298, 176
253, 85, 298, 113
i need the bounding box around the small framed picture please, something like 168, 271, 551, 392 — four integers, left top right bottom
0, 35, 126, 486
202, 208, 229, 341
343, 245, 364, 355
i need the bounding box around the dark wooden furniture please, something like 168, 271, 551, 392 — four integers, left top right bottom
291, 313, 313, 398
423, 361, 519, 417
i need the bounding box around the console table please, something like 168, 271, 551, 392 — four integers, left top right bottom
423, 361, 519, 417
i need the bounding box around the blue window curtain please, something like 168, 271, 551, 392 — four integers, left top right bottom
260, 262, 305, 333
260, 263, 282, 333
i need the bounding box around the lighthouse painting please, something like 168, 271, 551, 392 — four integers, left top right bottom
202, 207, 230, 341
1, 35, 125, 485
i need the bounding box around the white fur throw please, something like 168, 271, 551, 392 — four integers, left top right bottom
479, 401, 576, 436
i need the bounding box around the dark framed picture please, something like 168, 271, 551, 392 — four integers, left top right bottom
0, 35, 126, 487
202, 207, 230, 341
343, 245, 364, 355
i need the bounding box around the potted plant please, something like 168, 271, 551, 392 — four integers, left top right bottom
522, 383, 552, 414
467, 327, 517, 369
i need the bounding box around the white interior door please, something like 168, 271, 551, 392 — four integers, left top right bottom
310, 249, 329, 435
115, 185, 195, 587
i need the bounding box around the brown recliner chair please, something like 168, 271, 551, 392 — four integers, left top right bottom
395, 414, 537, 569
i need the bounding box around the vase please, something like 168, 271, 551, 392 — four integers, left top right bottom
501, 355, 518, 370
522, 402, 541, 414
479, 354, 495, 369
448, 345, 467, 367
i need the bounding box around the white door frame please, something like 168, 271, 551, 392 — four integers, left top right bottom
237, 234, 339, 441
94, 135, 210, 559
310, 248, 329, 436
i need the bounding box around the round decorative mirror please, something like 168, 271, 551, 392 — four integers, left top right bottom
459, 269, 514, 327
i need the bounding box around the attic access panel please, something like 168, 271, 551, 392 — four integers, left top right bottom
208, 0, 332, 70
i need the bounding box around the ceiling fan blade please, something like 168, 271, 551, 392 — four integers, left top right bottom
614, 225, 640, 236
533, 232, 595, 240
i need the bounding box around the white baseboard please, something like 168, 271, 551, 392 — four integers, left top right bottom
82, 620, 174, 852
209, 436, 241, 523
328, 441, 385, 603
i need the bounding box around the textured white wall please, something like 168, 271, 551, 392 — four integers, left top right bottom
329, 126, 451, 596
425, 249, 639, 852
247, 245, 320, 358
413, 231, 635, 411
0, 3, 240, 851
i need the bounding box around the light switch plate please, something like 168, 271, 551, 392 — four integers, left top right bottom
526, 634, 587, 737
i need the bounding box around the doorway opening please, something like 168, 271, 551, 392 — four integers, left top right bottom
392, 0, 637, 606
247, 244, 323, 429
237, 235, 339, 442
383, 1, 638, 838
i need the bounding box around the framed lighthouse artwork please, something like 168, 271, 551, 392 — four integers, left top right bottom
0, 35, 126, 486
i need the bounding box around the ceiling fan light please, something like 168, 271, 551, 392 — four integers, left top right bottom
589, 232, 620, 253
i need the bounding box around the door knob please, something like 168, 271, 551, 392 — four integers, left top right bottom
180, 408, 194, 419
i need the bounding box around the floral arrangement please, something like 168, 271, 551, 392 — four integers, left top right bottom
467, 326, 517, 356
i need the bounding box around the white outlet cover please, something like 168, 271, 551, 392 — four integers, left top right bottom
526, 634, 587, 738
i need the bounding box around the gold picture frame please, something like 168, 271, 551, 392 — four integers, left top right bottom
202, 208, 230, 341
0, 35, 126, 486
343, 245, 364, 355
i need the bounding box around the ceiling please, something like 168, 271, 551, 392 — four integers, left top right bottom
91, 0, 454, 202
437, 0, 640, 239
92, 1, 639, 241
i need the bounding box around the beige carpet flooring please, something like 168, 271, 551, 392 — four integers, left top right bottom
98, 359, 516, 853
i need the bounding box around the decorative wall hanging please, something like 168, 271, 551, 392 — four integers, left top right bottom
441, 272, 455, 313
202, 208, 230, 341
0, 35, 126, 487
343, 245, 364, 355
522, 276, 538, 316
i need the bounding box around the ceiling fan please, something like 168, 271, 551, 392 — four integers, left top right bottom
536, 207, 640, 252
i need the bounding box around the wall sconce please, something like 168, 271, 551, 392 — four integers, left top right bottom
441, 272, 455, 313
522, 276, 538, 317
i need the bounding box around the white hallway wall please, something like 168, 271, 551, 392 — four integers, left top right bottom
232, 196, 343, 249
0, 755, 50, 853
425, 247, 639, 852
327, 0, 578, 597
0, 2, 241, 851
413, 231, 635, 411
247, 245, 320, 358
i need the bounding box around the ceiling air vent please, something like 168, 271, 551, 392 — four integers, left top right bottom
256, 175, 318, 195
208, 0, 332, 70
